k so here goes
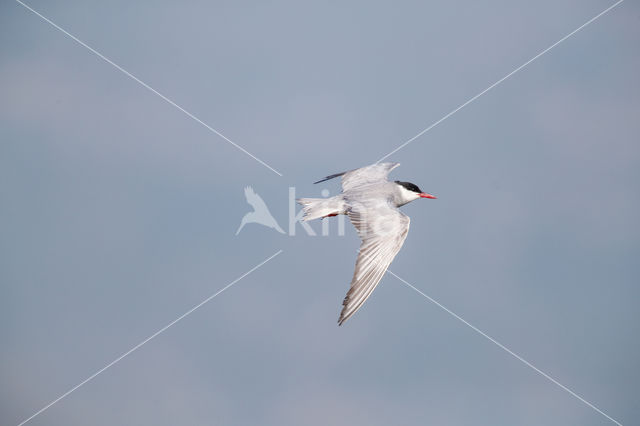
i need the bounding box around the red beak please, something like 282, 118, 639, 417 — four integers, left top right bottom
419, 193, 437, 199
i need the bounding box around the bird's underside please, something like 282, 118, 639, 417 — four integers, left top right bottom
338, 200, 410, 325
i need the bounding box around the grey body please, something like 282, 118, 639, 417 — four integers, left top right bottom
299, 163, 422, 221
297, 162, 429, 325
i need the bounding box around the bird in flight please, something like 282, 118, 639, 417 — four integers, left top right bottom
236, 186, 285, 235
297, 162, 436, 325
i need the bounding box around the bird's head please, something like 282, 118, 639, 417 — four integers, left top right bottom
394, 180, 436, 205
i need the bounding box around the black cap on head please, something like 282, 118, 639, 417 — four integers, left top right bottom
395, 181, 423, 194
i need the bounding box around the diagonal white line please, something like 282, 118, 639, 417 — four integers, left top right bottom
16, 249, 283, 426
15, 0, 283, 177
377, 0, 624, 163
387, 270, 623, 426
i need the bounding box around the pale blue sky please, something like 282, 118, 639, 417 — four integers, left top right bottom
1, 1, 639, 425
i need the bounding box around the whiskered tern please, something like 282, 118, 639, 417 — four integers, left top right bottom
298, 162, 436, 325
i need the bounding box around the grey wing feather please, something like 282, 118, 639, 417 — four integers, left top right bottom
314, 162, 400, 190
338, 200, 410, 325
314, 171, 347, 184
341, 162, 400, 191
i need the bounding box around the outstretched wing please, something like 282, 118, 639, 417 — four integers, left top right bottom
244, 186, 270, 211
339, 200, 410, 325
314, 162, 400, 191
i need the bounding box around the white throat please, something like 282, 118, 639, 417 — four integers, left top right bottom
395, 184, 421, 207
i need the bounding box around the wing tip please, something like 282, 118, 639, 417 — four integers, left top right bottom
313, 171, 346, 184
337, 301, 355, 326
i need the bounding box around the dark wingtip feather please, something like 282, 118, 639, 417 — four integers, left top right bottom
313, 171, 346, 184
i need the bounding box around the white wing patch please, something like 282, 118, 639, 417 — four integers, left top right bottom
339, 200, 410, 325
